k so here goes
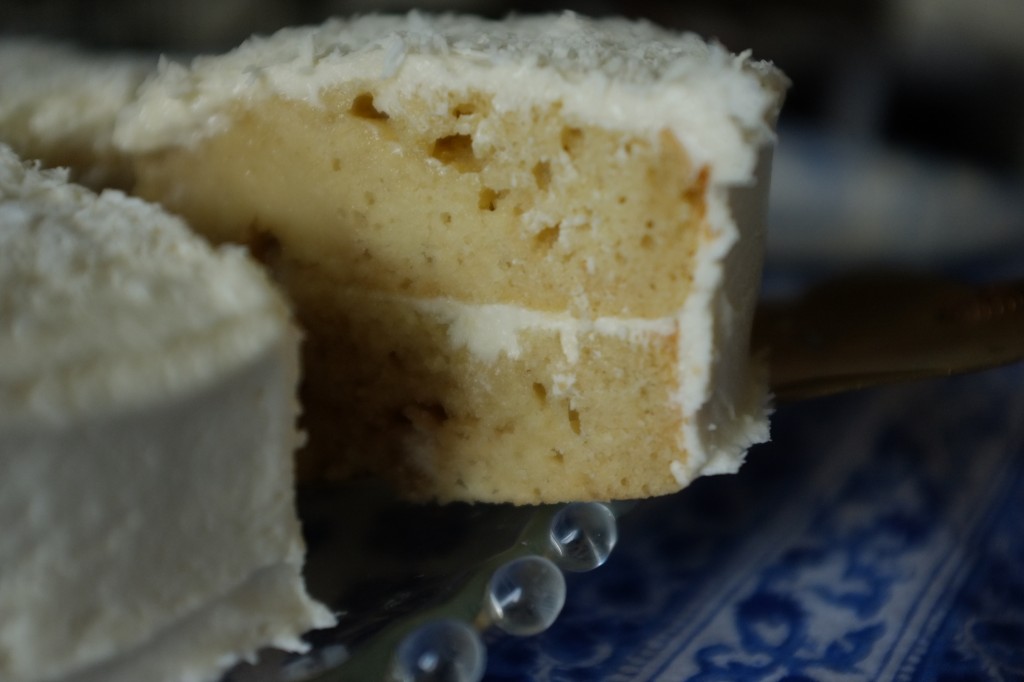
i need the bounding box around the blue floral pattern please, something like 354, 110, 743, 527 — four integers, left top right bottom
486, 364, 1024, 681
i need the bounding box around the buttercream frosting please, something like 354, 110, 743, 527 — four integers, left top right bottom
0, 145, 333, 682
0, 147, 282, 426
115, 12, 786, 183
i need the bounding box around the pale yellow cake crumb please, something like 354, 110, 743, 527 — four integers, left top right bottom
115, 13, 786, 503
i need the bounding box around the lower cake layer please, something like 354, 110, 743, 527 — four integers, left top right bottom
295, 287, 766, 503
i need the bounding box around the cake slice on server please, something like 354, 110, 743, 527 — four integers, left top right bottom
0, 145, 334, 682
114, 12, 788, 504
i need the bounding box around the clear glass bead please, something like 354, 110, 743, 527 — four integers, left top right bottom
391, 619, 486, 682
547, 502, 618, 572
485, 555, 566, 636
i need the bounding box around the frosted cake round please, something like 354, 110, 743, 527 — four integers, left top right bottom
0, 145, 333, 682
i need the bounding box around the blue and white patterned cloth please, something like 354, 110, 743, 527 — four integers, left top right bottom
487, 363, 1024, 681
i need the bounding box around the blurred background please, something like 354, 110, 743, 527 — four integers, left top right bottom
4, 0, 1024, 274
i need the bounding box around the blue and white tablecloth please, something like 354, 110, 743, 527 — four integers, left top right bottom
486, 363, 1024, 681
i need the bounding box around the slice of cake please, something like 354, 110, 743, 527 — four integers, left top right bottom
0, 145, 333, 682
0, 39, 154, 189
115, 12, 787, 504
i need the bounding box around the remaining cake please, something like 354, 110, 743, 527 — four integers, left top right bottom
114, 12, 787, 504
0, 145, 333, 682
0, 39, 154, 189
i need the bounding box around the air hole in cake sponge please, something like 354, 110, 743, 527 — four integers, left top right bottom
532, 161, 552, 190
534, 224, 560, 250
350, 93, 389, 120
420, 402, 450, 424
532, 382, 547, 405
478, 187, 507, 211
560, 127, 584, 156
401, 402, 450, 428
247, 226, 282, 268
568, 407, 581, 435
451, 102, 476, 117
431, 134, 481, 172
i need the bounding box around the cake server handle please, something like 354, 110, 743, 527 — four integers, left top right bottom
753, 274, 1024, 402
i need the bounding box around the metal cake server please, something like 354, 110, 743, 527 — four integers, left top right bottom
755, 273, 1024, 401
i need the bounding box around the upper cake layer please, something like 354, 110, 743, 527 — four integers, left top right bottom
0, 144, 289, 426
115, 12, 786, 184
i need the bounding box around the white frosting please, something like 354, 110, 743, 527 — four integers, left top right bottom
65, 566, 335, 682
404, 295, 677, 364
114, 12, 786, 183
0, 146, 333, 682
0, 146, 282, 426
0, 39, 154, 185
669, 149, 774, 484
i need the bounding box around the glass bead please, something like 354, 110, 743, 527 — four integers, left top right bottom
548, 502, 618, 572
391, 618, 486, 682
485, 555, 566, 636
